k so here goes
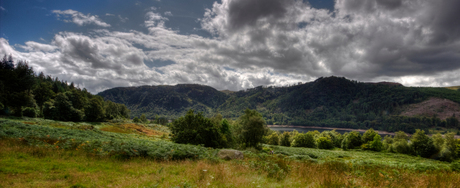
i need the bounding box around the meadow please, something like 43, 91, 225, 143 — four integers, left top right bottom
2, 117, 460, 187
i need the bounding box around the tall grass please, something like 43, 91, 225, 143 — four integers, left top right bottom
2, 139, 460, 187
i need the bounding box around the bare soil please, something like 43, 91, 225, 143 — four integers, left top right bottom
400, 97, 460, 120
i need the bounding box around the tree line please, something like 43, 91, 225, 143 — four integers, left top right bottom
265, 128, 460, 162
168, 108, 460, 162
0, 55, 130, 121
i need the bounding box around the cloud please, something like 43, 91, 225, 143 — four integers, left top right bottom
118, 15, 129, 22
0, 6, 6, 11
53, 9, 111, 27
3, 0, 460, 93
164, 11, 173, 16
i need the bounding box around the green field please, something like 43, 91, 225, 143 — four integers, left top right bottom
2, 117, 460, 187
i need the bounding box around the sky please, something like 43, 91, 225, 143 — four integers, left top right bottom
1, 0, 460, 94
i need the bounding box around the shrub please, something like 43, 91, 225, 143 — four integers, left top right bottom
265, 132, 280, 145
362, 128, 378, 143
22, 107, 37, 118
292, 132, 316, 148
341, 131, 362, 150
280, 132, 291, 147
391, 139, 411, 154
170, 110, 226, 148
410, 129, 437, 158
369, 134, 383, 151
317, 137, 334, 149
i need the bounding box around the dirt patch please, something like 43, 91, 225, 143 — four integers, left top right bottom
400, 97, 460, 120
22, 122, 36, 125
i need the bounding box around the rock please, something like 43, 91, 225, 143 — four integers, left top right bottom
217, 149, 244, 160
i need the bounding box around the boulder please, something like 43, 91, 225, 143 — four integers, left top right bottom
217, 149, 244, 160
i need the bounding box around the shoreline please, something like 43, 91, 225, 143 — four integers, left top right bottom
268, 125, 460, 138
267, 125, 397, 136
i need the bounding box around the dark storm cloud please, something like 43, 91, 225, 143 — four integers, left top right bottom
227, 0, 291, 31
376, 0, 402, 9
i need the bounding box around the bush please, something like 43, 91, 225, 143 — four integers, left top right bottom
362, 128, 378, 143
170, 110, 226, 148
265, 132, 280, 145
317, 137, 334, 149
292, 132, 316, 148
391, 139, 411, 154
410, 129, 437, 158
22, 107, 37, 118
369, 134, 383, 151
341, 131, 362, 150
280, 132, 291, 147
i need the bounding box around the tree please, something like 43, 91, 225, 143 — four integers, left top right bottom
239, 108, 267, 149
85, 97, 105, 122
265, 132, 280, 145
292, 132, 316, 148
140, 113, 148, 123
170, 110, 226, 148
280, 132, 291, 147
362, 128, 378, 143
410, 129, 437, 158
342, 131, 362, 150
317, 137, 334, 149
369, 134, 383, 151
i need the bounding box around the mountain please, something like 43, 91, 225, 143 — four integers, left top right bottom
98, 84, 228, 119
98, 76, 460, 133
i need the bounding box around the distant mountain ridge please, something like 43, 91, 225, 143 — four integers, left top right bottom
98, 76, 460, 133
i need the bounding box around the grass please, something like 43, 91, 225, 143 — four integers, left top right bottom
266, 145, 452, 171
2, 139, 460, 187
2, 116, 460, 187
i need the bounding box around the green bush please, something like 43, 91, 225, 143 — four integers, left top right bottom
265, 132, 280, 145
292, 132, 316, 148
170, 110, 226, 148
410, 129, 437, 158
22, 107, 37, 118
341, 131, 362, 150
316, 137, 334, 149
280, 132, 291, 147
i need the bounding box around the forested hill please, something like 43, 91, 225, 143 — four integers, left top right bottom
97, 84, 229, 119
98, 76, 460, 133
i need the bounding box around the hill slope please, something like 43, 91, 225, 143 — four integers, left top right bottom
98, 84, 229, 118
98, 76, 460, 133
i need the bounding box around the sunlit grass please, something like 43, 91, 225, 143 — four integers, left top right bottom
2, 139, 460, 188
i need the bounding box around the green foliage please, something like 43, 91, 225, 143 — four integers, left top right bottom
265, 132, 280, 145
170, 110, 226, 148
85, 97, 105, 122
341, 131, 362, 150
239, 109, 267, 149
369, 134, 383, 151
291, 132, 316, 148
140, 114, 147, 123
0, 55, 129, 121
279, 132, 291, 147
133, 117, 140, 123
316, 137, 334, 149
22, 107, 37, 118
362, 128, 378, 143
410, 129, 437, 158
391, 139, 411, 154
